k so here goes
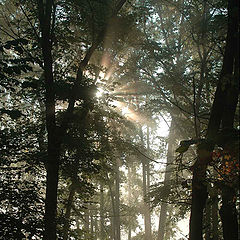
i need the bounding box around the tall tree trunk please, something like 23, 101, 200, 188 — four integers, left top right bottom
111, 215, 115, 240
219, 187, 238, 240
63, 184, 76, 240
128, 228, 131, 240
107, 176, 116, 240
216, 0, 239, 238
142, 160, 152, 240
211, 194, 219, 240
100, 184, 105, 240
84, 206, 90, 238
94, 212, 98, 239
127, 163, 132, 240
157, 120, 175, 240
140, 127, 152, 240
189, 0, 238, 239
189, 154, 209, 240
207, 183, 219, 240
37, 1, 59, 239
115, 158, 121, 240
205, 200, 211, 240
90, 212, 94, 236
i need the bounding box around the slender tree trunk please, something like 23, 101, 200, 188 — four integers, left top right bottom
157, 120, 175, 240
100, 184, 105, 240
127, 164, 132, 240
84, 206, 90, 238
210, 174, 219, 240
111, 215, 115, 240
107, 160, 121, 240
212, 197, 219, 240
107, 177, 116, 240
115, 158, 121, 240
205, 200, 211, 240
90, 213, 94, 236
63, 184, 76, 240
128, 228, 131, 240
76, 216, 80, 231
94, 212, 98, 239
140, 127, 152, 240
142, 160, 152, 240
37, 1, 60, 239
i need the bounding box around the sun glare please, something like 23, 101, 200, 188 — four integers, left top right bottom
98, 71, 105, 80
122, 106, 129, 115
96, 87, 104, 98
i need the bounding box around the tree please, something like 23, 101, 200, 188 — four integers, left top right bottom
189, 0, 239, 239
1, 0, 238, 239
36, 1, 127, 238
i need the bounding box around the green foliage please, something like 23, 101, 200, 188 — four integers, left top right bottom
0, 122, 45, 238
0, 38, 33, 91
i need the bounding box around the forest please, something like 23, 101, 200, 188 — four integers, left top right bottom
0, 0, 239, 239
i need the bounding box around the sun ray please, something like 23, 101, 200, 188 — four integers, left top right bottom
109, 100, 154, 126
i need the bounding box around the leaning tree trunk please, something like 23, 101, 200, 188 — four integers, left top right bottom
189, 0, 238, 239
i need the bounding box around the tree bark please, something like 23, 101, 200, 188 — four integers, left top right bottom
189, 149, 209, 240
219, 187, 238, 240
211, 195, 219, 240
